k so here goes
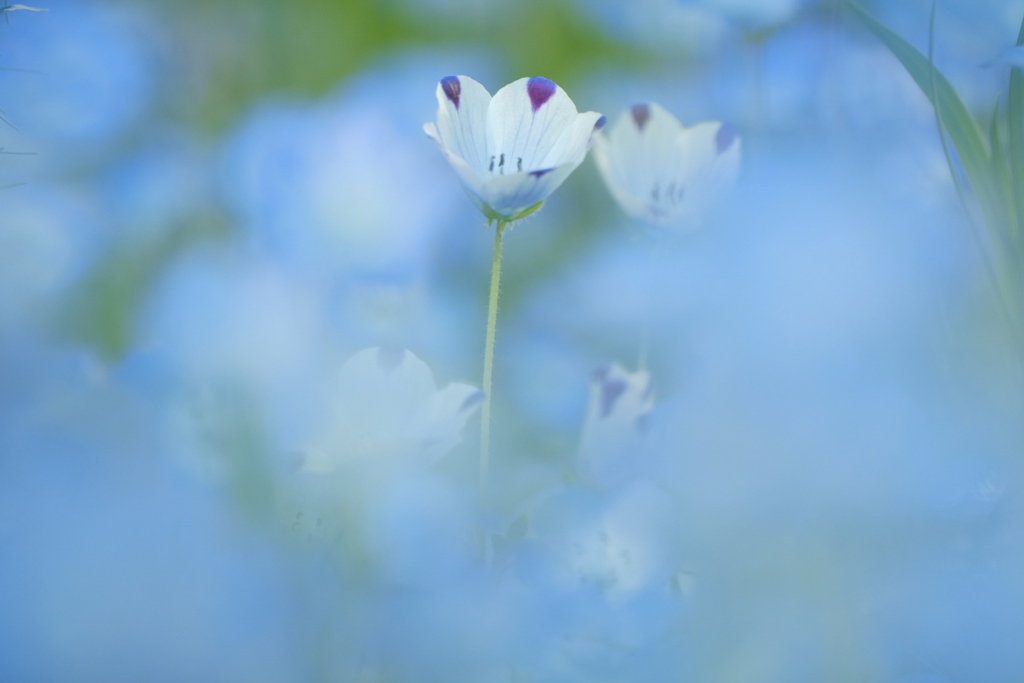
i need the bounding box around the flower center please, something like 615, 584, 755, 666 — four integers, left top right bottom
488, 153, 525, 176
648, 181, 685, 215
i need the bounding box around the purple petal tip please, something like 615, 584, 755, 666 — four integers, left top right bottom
441, 76, 461, 109
527, 76, 557, 113
716, 123, 737, 154
599, 377, 627, 418
529, 168, 553, 179
631, 104, 651, 131
594, 115, 607, 131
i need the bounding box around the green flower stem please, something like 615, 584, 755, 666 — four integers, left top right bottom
480, 219, 508, 498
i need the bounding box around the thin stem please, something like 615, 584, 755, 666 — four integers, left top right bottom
927, 2, 1024, 365
480, 219, 507, 499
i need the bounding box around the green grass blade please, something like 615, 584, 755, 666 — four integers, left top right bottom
845, 0, 997, 224
990, 98, 1016, 230
1008, 14, 1024, 238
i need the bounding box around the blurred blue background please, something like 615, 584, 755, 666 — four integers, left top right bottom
3, 0, 1024, 680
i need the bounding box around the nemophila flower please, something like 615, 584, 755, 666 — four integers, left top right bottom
424, 75, 605, 221
578, 363, 655, 491
285, 347, 481, 584
521, 479, 680, 606
425, 75, 603, 493
593, 102, 740, 232
299, 346, 483, 473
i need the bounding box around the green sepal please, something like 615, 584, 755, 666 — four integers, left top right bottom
480, 199, 545, 224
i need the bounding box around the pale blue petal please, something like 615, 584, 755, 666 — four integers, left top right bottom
486, 77, 580, 176
432, 75, 491, 175
425, 122, 488, 205
478, 162, 578, 218
539, 111, 606, 168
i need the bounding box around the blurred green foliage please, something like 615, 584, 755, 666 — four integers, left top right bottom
169, 0, 651, 134
847, 0, 1024, 350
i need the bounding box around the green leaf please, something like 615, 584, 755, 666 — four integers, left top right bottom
989, 98, 1016, 234
0, 4, 48, 13
845, 0, 999, 230
1008, 13, 1024, 239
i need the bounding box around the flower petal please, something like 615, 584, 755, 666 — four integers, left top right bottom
478, 161, 580, 218
425, 121, 488, 205
667, 121, 741, 225
593, 132, 657, 224
409, 382, 484, 464
432, 75, 491, 175
486, 76, 580, 175
594, 103, 740, 229
599, 103, 685, 209
577, 364, 654, 490
335, 346, 437, 439
539, 111, 606, 168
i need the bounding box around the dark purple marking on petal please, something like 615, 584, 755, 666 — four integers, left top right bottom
441, 76, 461, 109
376, 346, 406, 374
599, 377, 627, 419
530, 168, 554, 179
631, 104, 651, 131
460, 390, 485, 413
594, 115, 607, 131
527, 77, 557, 113
716, 123, 737, 154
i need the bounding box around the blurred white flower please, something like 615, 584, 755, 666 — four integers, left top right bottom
300, 346, 483, 473
578, 363, 655, 490
593, 103, 740, 231
529, 479, 678, 602
424, 75, 605, 220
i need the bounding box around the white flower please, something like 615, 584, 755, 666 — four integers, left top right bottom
530, 479, 678, 602
299, 346, 483, 473
593, 102, 740, 231
578, 363, 654, 490
424, 75, 605, 221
